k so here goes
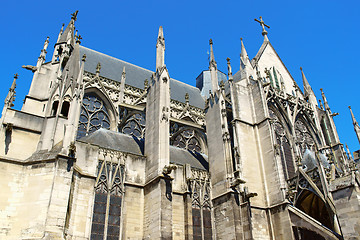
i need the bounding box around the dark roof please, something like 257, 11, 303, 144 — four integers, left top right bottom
78, 128, 144, 155
78, 128, 208, 170
79, 46, 205, 109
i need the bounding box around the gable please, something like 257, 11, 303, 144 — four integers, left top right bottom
254, 42, 304, 99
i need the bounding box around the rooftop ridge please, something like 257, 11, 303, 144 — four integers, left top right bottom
80, 45, 200, 91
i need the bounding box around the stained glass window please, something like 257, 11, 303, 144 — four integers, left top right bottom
118, 107, 146, 139
190, 176, 212, 240
77, 93, 110, 139
170, 122, 203, 153
91, 160, 124, 240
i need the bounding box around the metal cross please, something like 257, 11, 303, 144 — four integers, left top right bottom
254, 16, 270, 36
71, 10, 79, 21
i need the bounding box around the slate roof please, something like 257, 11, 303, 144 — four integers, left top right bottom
79, 46, 205, 109
78, 128, 208, 170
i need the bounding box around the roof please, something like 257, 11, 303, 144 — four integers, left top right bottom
79, 46, 205, 109
78, 128, 144, 155
78, 128, 208, 170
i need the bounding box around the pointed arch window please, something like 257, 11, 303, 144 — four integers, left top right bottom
118, 107, 146, 139
91, 159, 125, 240
190, 172, 212, 240
77, 93, 110, 139
267, 67, 284, 91
170, 122, 204, 153
269, 109, 295, 179
295, 119, 316, 155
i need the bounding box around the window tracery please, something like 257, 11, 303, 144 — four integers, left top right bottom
118, 107, 146, 139
170, 122, 203, 153
189, 170, 212, 240
91, 158, 125, 240
295, 119, 316, 155
77, 93, 110, 139
269, 109, 295, 179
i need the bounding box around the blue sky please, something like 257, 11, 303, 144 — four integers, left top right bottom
1, 0, 360, 153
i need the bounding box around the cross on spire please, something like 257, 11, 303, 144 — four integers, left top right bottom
254, 16, 270, 40
71, 10, 79, 21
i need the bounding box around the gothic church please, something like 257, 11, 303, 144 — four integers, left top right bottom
1, 11, 360, 240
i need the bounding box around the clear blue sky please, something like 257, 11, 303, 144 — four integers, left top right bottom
1, 0, 360, 153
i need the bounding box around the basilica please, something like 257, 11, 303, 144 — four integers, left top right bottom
1, 11, 360, 240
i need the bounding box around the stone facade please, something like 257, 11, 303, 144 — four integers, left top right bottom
0, 12, 359, 240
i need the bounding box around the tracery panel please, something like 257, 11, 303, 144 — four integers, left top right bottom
90, 157, 125, 240
118, 107, 146, 139
189, 170, 213, 240
77, 93, 110, 139
269, 109, 295, 179
170, 122, 204, 153
295, 119, 316, 155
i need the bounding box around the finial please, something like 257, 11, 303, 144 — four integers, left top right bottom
156, 26, 165, 70
96, 62, 101, 74
75, 34, 82, 44
6, 73, 18, 107
220, 80, 225, 90
209, 38, 216, 69
82, 54, 86, 62
240, 37, 249, 70
60, 23, 65, 33
185, 92, 189, 104
254, 16, 270, 40
227, 57, 233, 81
71, 10, 79, 21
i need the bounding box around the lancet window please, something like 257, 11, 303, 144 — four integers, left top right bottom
170, 122, 204, 153
91, 156, 125, 240
269, 109, 295, 179
77, 93, 110, 139
118, 107, 146, 139
189, 170, 212, 240
295, 119, 316, 156
268, 67, 284, 91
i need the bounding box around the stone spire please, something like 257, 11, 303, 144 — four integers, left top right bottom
56, 23, 65, 42
227, 57, 233, 81
349, 106, 360, 144
300, 67, 318, 107
209, 39, 219, 92
254, 16, 270, 41
52, 11, 78, 65
58, 10, 78, 46
4, 74, 18, 108
240, 38, 251, 71
156, 26, 165, 71
119, 66, 126, 102
36, 37, 49, 68
346, 143, 354, 161
320, 88, 331, 112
